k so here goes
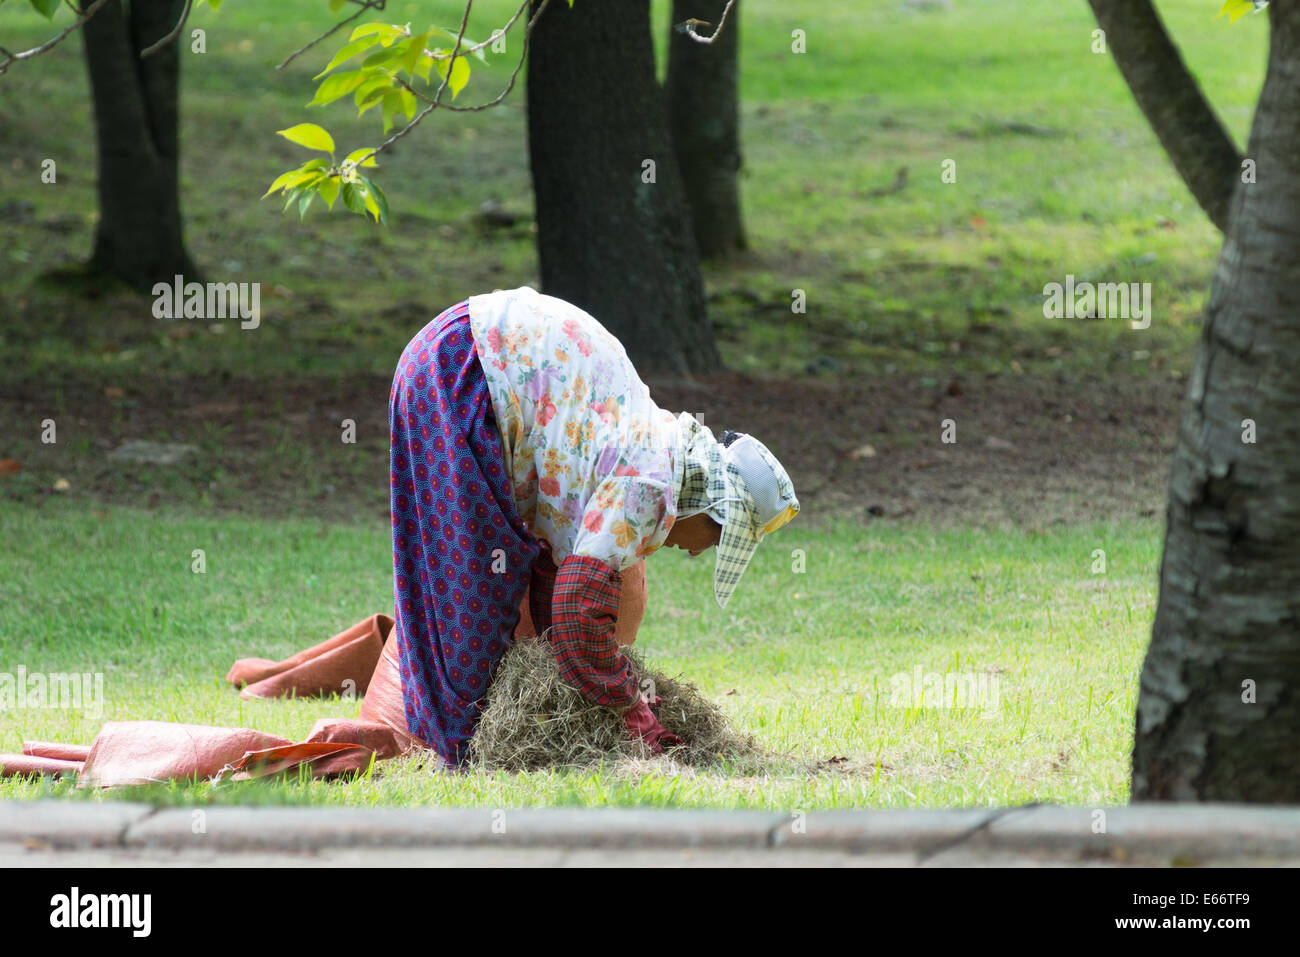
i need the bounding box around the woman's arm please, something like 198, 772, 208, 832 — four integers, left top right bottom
538, 550, 679, 752
525, 547, 647, 646
548, 554, 639, 711
536, 477, 680, 749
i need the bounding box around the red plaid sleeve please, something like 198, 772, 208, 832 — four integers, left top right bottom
528, 545, 558, 634
548, 554, 639, 710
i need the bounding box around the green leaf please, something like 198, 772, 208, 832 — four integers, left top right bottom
329, 0, 346, 12
435, 55, 470, 98
29, 0, 60, 19
283, 187, 303, 212
449, 57, 470, 98
344, 148, 379, 169
318, 175, 340, 209
264, 170, 297, 198
262, 159, 331, 198
314, 37, 381, 79
380, 91, 403, 132
264, 169, 309, 198
298, 191, 315, 220
401, 31, 430, 77
341, 181, 366, 215
377, 89, 416, 128
1217, 0, 1255, 22
309, 69, 368, 107
398, 87, 416, 121
276, 123, 335, 154
355, 76, 392, 116
380, 24, 409, 48
362, 44, 408, 70
350, 22, 403, 43
359, 174, 389, 224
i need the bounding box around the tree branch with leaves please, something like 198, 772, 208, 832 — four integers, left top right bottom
4, 0, 732, 226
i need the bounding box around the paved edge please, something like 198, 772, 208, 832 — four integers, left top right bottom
0, 801, 153, 849
5, 801, 1300, 859
127, 807, 789, 851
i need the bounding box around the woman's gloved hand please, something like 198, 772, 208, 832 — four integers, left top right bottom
622, 696, 683, 753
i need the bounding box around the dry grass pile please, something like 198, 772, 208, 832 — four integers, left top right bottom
468, 637, 771, 772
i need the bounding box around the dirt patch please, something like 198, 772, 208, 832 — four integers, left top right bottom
646, 368, 1182, 527
0, 367, 1183, 527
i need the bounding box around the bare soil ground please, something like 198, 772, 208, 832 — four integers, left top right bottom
650, 369, 1182, 528
0, 367, 1183, 528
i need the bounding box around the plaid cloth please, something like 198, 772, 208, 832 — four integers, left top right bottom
673, 413, 718, 519
546, 554, 638, 710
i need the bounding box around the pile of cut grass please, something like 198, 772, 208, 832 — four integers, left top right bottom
468, 637, 772, 773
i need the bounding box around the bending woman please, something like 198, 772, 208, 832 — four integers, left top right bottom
389, 287, 798, 767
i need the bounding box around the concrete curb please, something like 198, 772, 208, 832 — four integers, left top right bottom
987, 804, 1300, 858
127, 807, 788, 851
2, 801, 154, 849
5, 801, 1300, 861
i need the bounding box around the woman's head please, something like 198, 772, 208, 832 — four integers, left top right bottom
672, 413, 799, 606
664, 511, 723, 557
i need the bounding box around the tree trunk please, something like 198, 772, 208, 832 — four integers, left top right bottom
1087, 0, 1241, 233
80, 0, 195, 288
1133, 7, 1300, 802
666, 0, 746, 258
526, 0, 719, 375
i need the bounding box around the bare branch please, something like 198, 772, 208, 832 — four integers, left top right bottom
343, 0, 475, 169
430, 0, 472, 107
139, 0, 192, 58
677, 0, 736, 45
0, 0, 115, 76
346, 0, 550, 170
278, 0, 388, 72
445, 0, 549, 111
426, 0, 528, 59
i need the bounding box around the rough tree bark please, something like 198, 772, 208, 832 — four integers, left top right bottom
80, 0, 195, 287
1087, 0, 1242, 233
526, 0, 719, 375
1133, 6, 1300, 801
666, 0, 746, 257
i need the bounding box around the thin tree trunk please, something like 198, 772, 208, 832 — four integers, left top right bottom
666, 0, 746, 258
1087, 0, 1241, 233
81, 0, 195, 287
1134, 6, 1300, 802
526, 0, 719, 375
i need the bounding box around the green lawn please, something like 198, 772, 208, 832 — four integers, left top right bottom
0, 501, 1157, 808
0, 1, 1243, 806
0, 0, 1266, 388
